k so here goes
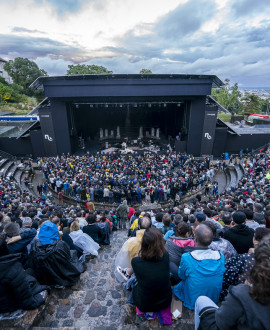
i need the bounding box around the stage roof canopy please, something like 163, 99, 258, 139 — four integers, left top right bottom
30, 74, 224, 102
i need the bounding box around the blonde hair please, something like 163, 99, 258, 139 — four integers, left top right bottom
68, 210, 75, 217
70, 221, 80, 232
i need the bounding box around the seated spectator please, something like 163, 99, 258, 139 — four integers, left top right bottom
0, 213, 5, 233
253, 203, 265, 225
159, 213, 171, 235
115, 216, 151, 282
203, 208, 223, 235
76, 210, 88, 229
264, 209, 270, 228
243, 208, 261, 230
224, 211, 254, 254
166, 222, 195, 266
96, 216, 111, 245
28, 221, 82, 287
166, 222, 195, 283
203, 221, 237, 261
153, 212, 164, 229
220, 211, 232, 237
220, 227, 270, 300
172, 222, 195, 248
82, 214, 104, 244
131, 227, 172, 312
128, 211, 141, 237
194, 235, 270, 330
0, 237, 48, 313
4, 222, 36, 255
69, 221, 100, 256
164, 214, 183, 240
193, 212, 207, 229
173, 224, 225, 310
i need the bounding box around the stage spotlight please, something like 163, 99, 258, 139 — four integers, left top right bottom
89, 104, 94, 108
75, 104, 79, 109
120, 104, 123, 108
105, 104, 108, 108
177, 103, 181, 107
148, 104, 152, 108
164, 104, 167, 107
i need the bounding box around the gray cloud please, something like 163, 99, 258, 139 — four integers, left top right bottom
1, 0, 270, 86
12, 27, 45, 34
156, 0, 217, 39
0, 34, 88, 61
231, 0, 270, 17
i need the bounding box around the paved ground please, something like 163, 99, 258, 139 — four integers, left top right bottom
34, 230, 194, 330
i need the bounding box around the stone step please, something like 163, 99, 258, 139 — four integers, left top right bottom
0, 160, 13, 178
34, 231, 195, 329
6, 162, 18, 179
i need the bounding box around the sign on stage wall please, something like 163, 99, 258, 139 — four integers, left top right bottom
200, 109, 217, 156
39, 111, 58, 156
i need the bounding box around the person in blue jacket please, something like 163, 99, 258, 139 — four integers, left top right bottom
173, 224, 225, 310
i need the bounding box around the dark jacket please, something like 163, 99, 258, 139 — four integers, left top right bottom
7, 228, 37, 254
0, 253, 47, 313
165, 236, 196, 267
62, 233, 83, 257
224, 224, 254, 254
200, 284, 270, 330
82, 224, 104, 243
28, 240, 82, 287
132, 252, 172, 312
253, 213, 265, 225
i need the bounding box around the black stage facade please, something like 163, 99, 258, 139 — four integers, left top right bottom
29, 74, 223, 157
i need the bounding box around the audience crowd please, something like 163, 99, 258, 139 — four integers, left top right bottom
37, 152, 216, 204
0, 148, 270, 329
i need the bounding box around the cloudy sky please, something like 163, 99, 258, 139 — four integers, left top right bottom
1, 0, 270, 87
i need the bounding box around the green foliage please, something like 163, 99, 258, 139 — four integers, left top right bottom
241, 93, 262, 114
217, 113, 232, 122
139, 68, 152, 74
0, 83, 13, 103
0, 81, 30, 104
66, 64, 113, 75
4, 57, 47, 93
0, 76, 8, 85
259, 98, 270, 113
211, 79, 243, 113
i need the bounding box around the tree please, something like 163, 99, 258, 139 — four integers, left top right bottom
0, 83, 12, 103
241, 93, 262, 114
66, 64, 113, 75
260, 98, 270, 113
139, 69, 152, 74
211, 79, 243, 113
0, 83, 24, 103
4, 57, 47, 93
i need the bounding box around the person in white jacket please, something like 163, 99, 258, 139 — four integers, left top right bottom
69, 221, 100, 256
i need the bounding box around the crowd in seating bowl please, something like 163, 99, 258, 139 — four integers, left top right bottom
0, 148, 270, 328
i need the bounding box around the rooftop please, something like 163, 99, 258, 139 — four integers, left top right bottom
31, 73, 224, 90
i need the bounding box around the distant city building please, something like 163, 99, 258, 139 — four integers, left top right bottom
0, 58, 12, 84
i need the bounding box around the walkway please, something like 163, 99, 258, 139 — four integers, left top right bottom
34, 231, 194, 329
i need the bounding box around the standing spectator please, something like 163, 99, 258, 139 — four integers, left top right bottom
116, 200, 129, 230
58, 190, 63, 206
